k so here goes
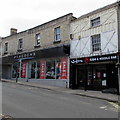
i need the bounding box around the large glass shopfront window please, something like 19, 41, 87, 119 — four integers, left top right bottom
29, 61, 40, 79
46, 60, 55, 79
12, 57, 68, 80
39, 57, 68, 80
31, 62, 36, 78
37, 61, 40, 79
12, 62, 20, 78
86, 64, 117, 90
56, 59, 61, 79
87, 65, 107, 90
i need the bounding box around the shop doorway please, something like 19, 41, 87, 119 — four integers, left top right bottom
28, 61, 40, 79
107, 64, 118, 89
76, 67, 86, 89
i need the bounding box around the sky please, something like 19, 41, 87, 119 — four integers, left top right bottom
0, 0, 117, 37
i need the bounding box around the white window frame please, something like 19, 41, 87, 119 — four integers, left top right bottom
54, 27, 61, 41
35, 33, 40, 46
91, 34, 101, 52
91, 17, 100, 27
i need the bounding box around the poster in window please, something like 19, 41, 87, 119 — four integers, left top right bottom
40, 60, 46, 79
60, 57, 68, 80
97, 72, 101, 79
22, 62, 26, 78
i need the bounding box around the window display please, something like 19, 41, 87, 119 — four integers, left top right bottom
31, 62, 36, 78
46, 60, 55, 79
12, 62, 20, 78
56, 59, 61, 79
12, 57, 68, 80
37, 61, 40, 79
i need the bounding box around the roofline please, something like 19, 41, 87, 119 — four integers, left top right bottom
72, 1, 120, 22
2, 13, 74, 39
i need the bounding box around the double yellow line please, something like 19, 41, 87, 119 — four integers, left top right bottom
108, 102, 119, 110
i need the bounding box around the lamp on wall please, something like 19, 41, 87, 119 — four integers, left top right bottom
70, 34, 74, 40
78, 36, 81, 40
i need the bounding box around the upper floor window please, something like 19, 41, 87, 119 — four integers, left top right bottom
18, 38, 23, 50
54, 27, 60, 41
91, 17, 100, 27
35, 33, 40, 46
4, 42, 8, 53
91, 34, 101, 52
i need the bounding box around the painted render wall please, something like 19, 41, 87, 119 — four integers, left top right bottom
70, 6, 118, 58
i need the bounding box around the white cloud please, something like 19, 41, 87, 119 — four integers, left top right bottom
0, 0, 117, 37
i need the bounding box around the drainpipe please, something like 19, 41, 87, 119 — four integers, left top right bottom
118, 56, 120, 95
117, 2, 120, 95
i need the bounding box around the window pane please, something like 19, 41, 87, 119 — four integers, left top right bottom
56, 59, 61, 79
36, 33, 40, 45
91, 17, 100, 27
46, 60, 55, 79
37, 61, 40, 79
5, 43, 8, 52
91, 34, 101, 52
18, 39, 22, 49
55, 27, 60, 41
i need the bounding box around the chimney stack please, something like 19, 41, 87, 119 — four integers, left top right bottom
10, 28, 17, 35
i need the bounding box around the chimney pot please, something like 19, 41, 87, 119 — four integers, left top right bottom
10, 28, 17, 35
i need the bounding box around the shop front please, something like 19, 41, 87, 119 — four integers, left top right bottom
70, 54, 119, 92
3, 46, 69, 87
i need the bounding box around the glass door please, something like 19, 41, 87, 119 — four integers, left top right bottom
31, 62, 36, 79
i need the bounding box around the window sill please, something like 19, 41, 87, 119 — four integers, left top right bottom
90, 24, 101, 29
34, 45, 40, 48
53, 40, 61, 44
17, 49, 22, 52
4, 52, 8, 55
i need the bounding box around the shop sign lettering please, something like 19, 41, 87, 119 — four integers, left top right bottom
71, 54, 117, 64
89, 55, 117, 62
71, 59, 83, 64
60, 57, 68, 80
21, 62, 26, 78
40, 60, 46, 79
14, 52, 36, 59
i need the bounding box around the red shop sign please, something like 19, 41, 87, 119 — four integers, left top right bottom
22, 62, 26, 78
60, 57, 68, 80
40, 60, 46, 79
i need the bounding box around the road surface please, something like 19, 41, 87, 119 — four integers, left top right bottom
2, 82, 118, 118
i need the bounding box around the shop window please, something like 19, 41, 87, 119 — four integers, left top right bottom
91, 34, 101, 52
39, 57, 68, 80
12, 62, 20, 78
56, 59, 61, 79
31, 62, 36, 78
37, 61, 40, 79
12, 64, 17, 78
46, 60, 55, 79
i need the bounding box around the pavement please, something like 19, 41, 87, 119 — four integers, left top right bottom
1, 79, 119, 103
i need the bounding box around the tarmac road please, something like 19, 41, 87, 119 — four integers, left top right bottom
2, 82, 118, 118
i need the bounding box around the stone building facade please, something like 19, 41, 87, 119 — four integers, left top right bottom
2, 13, 76, 87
